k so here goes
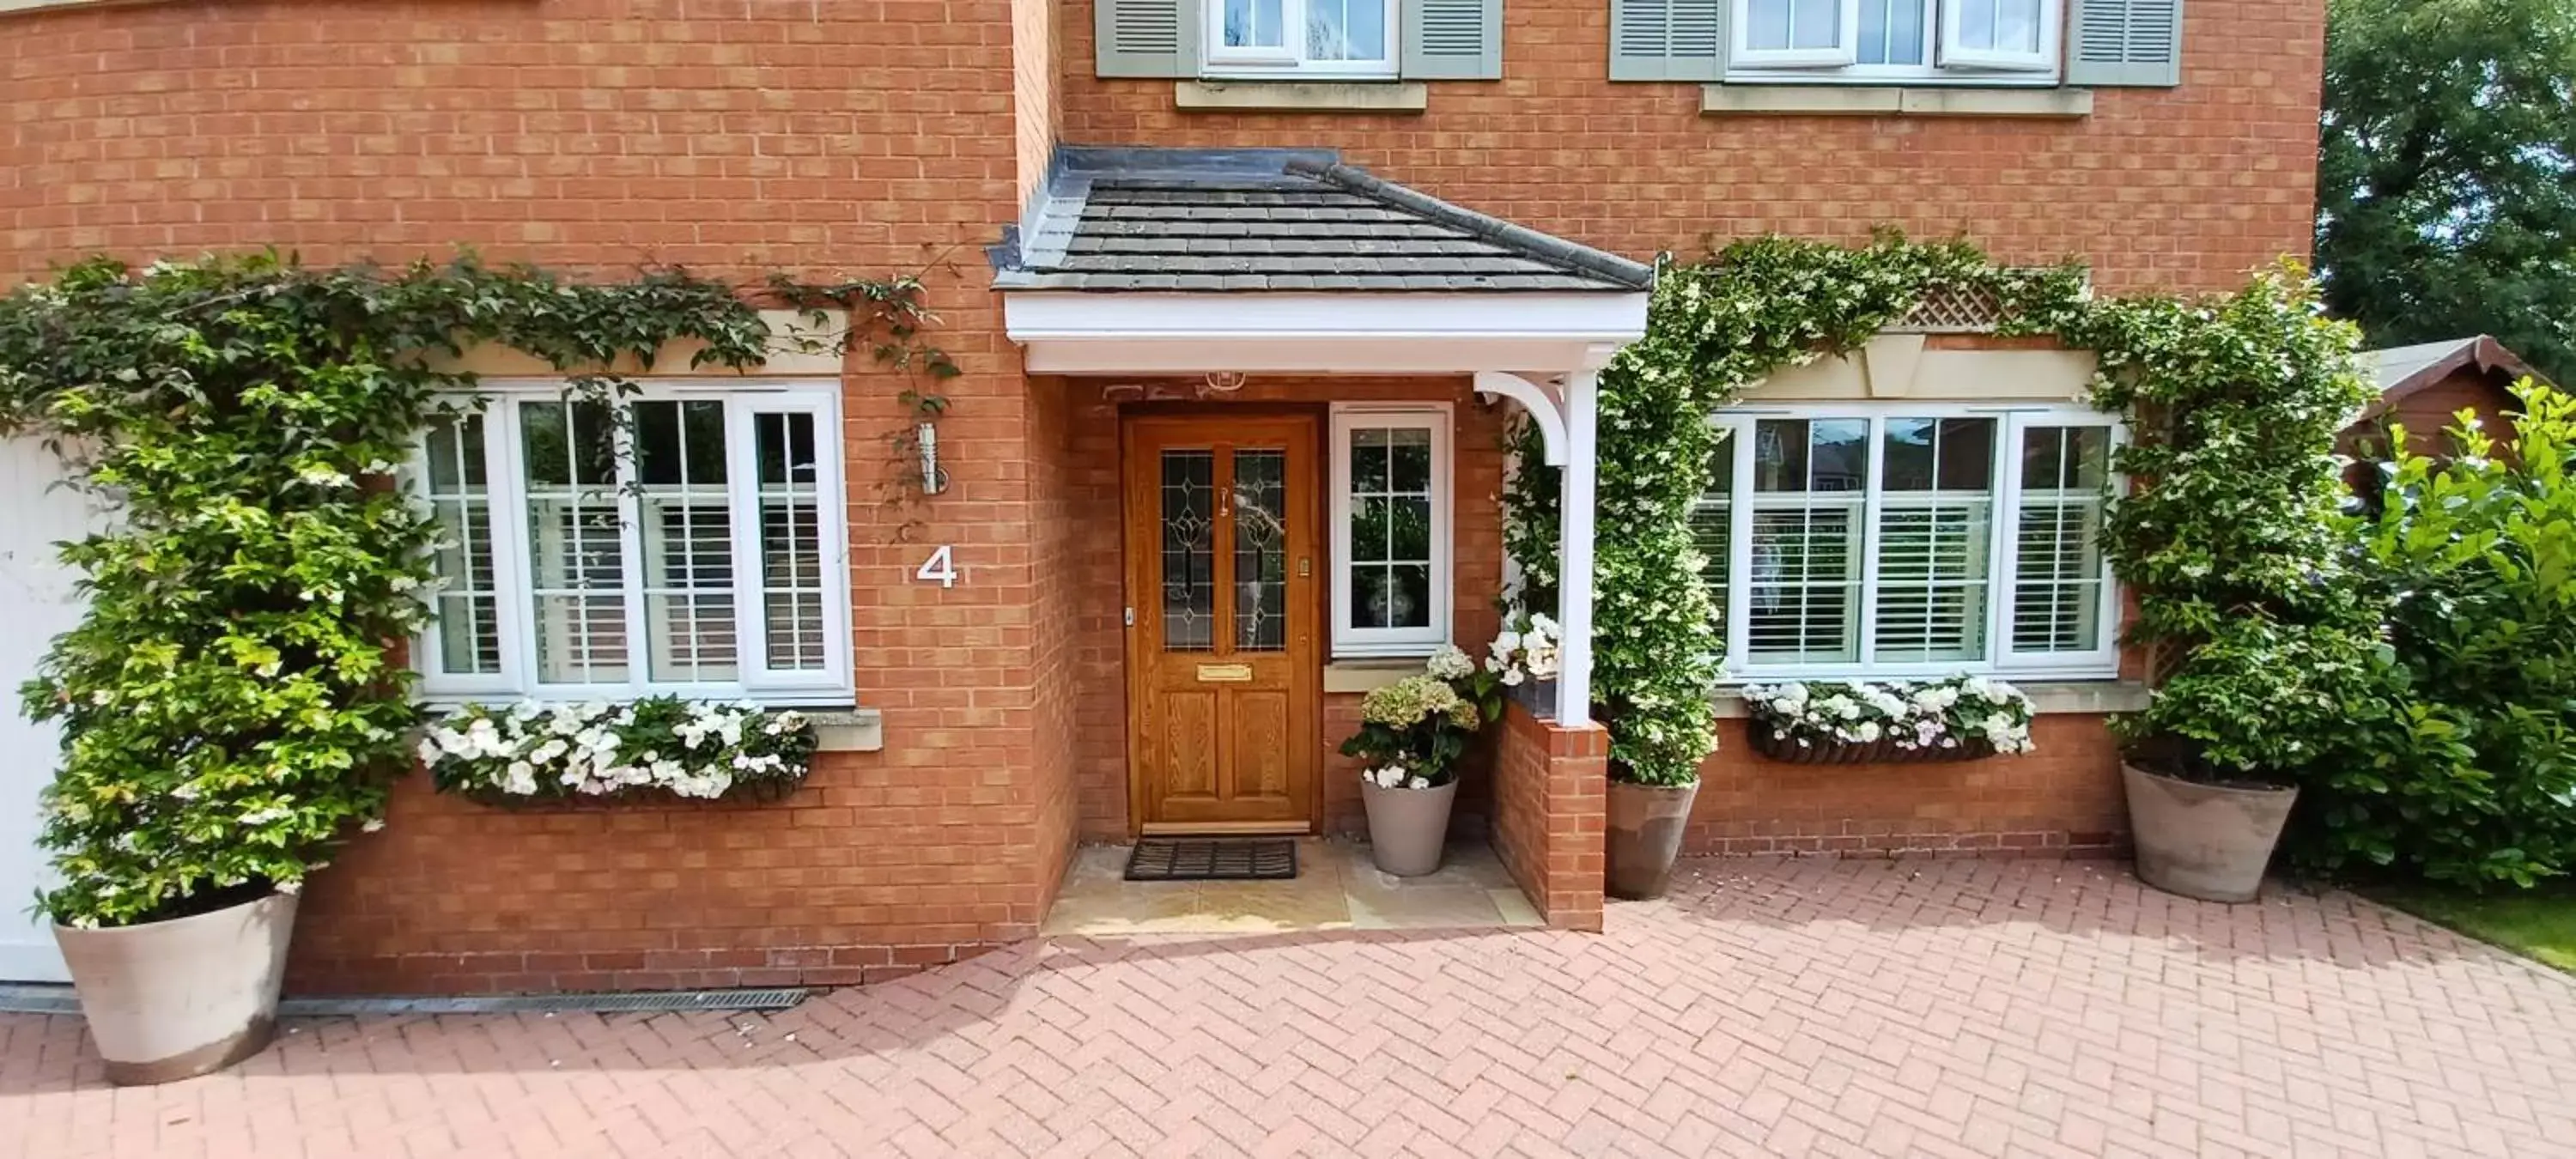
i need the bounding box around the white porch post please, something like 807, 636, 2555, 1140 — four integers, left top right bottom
1553, 371, 1598, 727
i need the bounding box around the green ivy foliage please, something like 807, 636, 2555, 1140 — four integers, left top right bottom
1502, 234, 2371, 793
2065, 262, 2381, 785
0, 252, 933, 928
2299, 385, 2576, 887
1509, 234, 2089, 786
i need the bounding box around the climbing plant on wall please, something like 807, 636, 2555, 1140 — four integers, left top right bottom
1502, 232, 2366, 791
0, 252, 951, 929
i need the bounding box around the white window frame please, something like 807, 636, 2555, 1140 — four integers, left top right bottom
1704, 403, 2120, 682
1202, 0, 1402, 79
1937, 0, 2058, 71
409, 377, 854, 706
1725, 0, 2062, 83
1730, 0, 1864, 70
1328, 404, 1453, 658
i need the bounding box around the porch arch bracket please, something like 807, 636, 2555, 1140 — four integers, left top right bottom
1473, 371, 1570, 466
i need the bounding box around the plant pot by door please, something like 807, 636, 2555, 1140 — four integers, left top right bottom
1607, 780, 1700, 901
2123, 763, 2298, 904
1362, 780, 1457, 877
54, 890, 298, 1084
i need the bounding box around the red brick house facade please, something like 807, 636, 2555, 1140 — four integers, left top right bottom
0, 0, 2326, 993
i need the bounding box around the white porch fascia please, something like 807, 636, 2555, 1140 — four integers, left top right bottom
1002, 292, 1639, 377
1003, 288, 1642, 729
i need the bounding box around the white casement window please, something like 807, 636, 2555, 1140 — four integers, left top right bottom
1730, 0, 2059, 80
1329, 405, 1451, 657
1696, 404, 2118, 679
1205, 0, 1400, 77
410, 379, 852, 704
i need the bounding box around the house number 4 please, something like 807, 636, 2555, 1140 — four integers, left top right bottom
915, 544, 958, 588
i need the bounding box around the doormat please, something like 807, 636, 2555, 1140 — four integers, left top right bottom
1124, 838, 1297, 882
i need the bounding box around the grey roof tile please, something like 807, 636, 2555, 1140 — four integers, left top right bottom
995, 148, 1651, 294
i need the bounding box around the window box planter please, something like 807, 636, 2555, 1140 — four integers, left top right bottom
1747, 728, 1998, 764
421, 699, 820, 809
451, 770, 810, 810
1506, 675, 1558, 720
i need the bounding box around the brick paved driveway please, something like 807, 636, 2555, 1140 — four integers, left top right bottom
6, 858, 2575, 1158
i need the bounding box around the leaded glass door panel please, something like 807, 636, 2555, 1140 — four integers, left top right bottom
1121, 415, 1320, 833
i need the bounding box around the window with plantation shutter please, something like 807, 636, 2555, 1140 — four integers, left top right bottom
1703, 405, 2117, 679
1870, 417, 1995, 664
410, 380, 853, 704
2004, 422, 2117, 668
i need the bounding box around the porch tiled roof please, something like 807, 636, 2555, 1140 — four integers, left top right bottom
994, 149, 1653, 293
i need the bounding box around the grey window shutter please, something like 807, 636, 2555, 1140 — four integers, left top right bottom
2065, 0, 2182, 87
1402, 0, 1504, 79
1610, 0, 1725, 81
1097, 0, 1196, 77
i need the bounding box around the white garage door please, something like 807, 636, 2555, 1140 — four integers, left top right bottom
0, 437, 101, 982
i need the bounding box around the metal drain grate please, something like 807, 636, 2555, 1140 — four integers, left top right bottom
1125, 837, 1298, 881
281, 989, 811, 1016
0, 984, 807, 1018
0, 984, 78, 1015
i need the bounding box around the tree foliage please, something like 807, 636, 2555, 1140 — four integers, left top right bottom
2296, 384, 2576, 888
2317, 0, 2576, 380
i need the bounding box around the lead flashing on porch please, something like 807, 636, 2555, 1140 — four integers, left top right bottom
993, 147, 1652, 293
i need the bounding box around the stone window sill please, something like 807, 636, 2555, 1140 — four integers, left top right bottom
1701, 85, 2093, 118
803, 708, 884, 753
0, 0, 118, 12
1713, 680, 2146, 718
1176, 81, 1430, 113
1324, 658, 1433, 694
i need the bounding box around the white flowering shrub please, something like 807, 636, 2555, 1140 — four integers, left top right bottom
1484, 610, 1562, 688
422, 697, 819, 804
1341, 676, 1481, 790
1741, 676, 2036, 758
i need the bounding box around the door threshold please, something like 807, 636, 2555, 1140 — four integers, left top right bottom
1139, 821, 1313, 837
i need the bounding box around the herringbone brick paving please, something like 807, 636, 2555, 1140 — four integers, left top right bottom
5, 859, 2573, 1157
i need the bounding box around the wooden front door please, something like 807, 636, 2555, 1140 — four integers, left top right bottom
1122, 414, 1321, 834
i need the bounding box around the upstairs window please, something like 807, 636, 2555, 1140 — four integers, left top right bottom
1206, 0, 1400, 77
410, 380, 852, 703
1730, 0, 2059, 80
1695, 404, 2117, 679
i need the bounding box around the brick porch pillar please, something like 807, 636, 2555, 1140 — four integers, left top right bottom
1489, 701, 1607, 931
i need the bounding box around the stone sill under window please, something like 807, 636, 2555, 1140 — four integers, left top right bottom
1701, 85, 2093, 118
1176, 80, 1430, 113
1324, 658, 1437, 693
1713, 681, 2145, 718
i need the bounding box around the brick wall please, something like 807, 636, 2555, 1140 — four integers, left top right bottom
1491, 704, 1608, 931
1, 0, 1066, 993
1037, 375, 1506, 839
1055, 0, 2326, 294
1684, 714, 2129, 859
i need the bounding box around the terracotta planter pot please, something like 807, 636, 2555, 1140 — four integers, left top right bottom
54, 891, 298, 1085
1362, 780, 1457, 877
1607, 780, 1700, 900
2123, 763, 2298, 904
